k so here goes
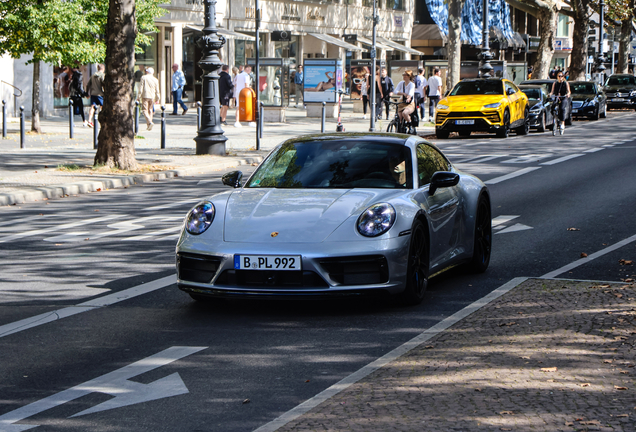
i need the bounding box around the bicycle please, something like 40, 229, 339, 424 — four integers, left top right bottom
550, 95, 566, 136
386, 99, 419, 135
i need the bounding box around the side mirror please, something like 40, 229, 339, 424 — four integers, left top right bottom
222, 170, 243, 188
429, 171, 459, 195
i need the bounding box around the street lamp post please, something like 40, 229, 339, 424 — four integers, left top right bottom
478, 0, 494, 78
194, 0, 228, 155
596, 0, 606, 82
369, 0, 378, 132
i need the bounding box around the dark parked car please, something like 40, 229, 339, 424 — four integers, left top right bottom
569, 81, 607, 120
604, 74, 636, 110
519, 85, 554, 132
519, 79, 573, 125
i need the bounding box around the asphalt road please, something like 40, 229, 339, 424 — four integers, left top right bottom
1, 110, 635, 432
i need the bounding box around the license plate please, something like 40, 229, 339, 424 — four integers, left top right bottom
613, 98, 625, 102
572, 109, 578, 113
455, 120, 474, 125
234, 255, 302, 271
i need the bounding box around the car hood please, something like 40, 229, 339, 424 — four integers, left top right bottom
223, 188, 401, 243
441, 95, 507, 111
572, 93, 595, 101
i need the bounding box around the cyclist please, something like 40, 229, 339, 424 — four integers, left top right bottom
395, 70, 416, 134
549, 71, 571, 133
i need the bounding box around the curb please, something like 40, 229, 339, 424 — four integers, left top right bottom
0, 155, 263, 206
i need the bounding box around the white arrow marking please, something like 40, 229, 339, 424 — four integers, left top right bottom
0, 346, 206, 431
491, 215, 519, 227
496, 223, 533, 234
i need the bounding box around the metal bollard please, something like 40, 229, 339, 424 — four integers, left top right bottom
321, 102, 326, 133
20, 106, 25, 148
161, 105, 166, 149
2, 100, 6, 138
68, 99, 74, 139
134, 101, 140, 135
196, 101, 202, 131
259, 102, 264, 139
93, 107, 99, 149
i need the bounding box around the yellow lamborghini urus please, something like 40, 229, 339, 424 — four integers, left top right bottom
435, 78, 529, 139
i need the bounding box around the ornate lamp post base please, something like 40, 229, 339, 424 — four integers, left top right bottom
195, 135, 228, 155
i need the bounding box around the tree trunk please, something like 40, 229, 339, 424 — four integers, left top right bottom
533, 4, 558, 79
568, 0, 590, 81
31, 60, 42, 134
447, 0, 465, 91
94, 0, 138, 170
618, 16, 632, 73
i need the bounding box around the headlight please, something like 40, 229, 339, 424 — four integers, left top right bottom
356, 203, 396, 237
185, 201, 215, 235
436, 104, 449, 110
483, 102, 501, 109
630, 90, 636, 96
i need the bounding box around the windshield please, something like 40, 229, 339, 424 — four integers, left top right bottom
450, 80, 503, 96
571, 83, 595, 94
607, 76, 636, 86
521, 88, 541, 100
246, 140, 413, 189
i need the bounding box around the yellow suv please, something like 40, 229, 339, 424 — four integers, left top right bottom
435, 78, 529, 139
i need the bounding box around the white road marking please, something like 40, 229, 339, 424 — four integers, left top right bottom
540, 154, 584, 166
0, 275, 176, 339
491, 215, 519, 227
541, 233, 636, 279
484, 167, 541, 185
584, 148, 604, 153
501, 154, 553, 164
602, 144, 615, 147
252, 277, 529, 432
459, 155, 508, 164
496, 223, 533, 234
0, 346, 206, 431
146, 199, 199, 211
0, 215, 121, 244
122, 226, 181, 241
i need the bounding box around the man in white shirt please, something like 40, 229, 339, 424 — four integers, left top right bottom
234, 65, 252, 127
425, 67, 443, 119
414, 68, 426, 119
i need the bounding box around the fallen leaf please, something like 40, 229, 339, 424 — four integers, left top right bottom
616, 414, 629, 418
242, 398, 250, 404
580, 420, 600, 425
620, 371, 629, 375
567, 227, 580, 231
305, 380, 310, 383
580, 383, 591, 387
424, 345, 434, 349
499, 411, 514, 415
547, 379, 555, 382
34, 171, 37, 173
626, 278, 634, 282
474, 388, 482, 392
96, 188, 102, 192
615, 386, 628, 390
604, 360, 614, 364
541, 367, 558, 372
500, 429, 512, 431
565, 422, 574, 426
580, 252, 588, 258
94, 209, 100, 212
44, 165, 48, 168
619, 259, 633, 265
84, 238, 90, 241
499, 322, 517, 327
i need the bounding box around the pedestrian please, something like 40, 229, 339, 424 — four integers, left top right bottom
69, 68, 88, 127
361, 72, 370, 119
87, 64, 105, 128
218, 64, 234, 126
379, 67, 394, 120
170, 63, 188, 116
137, 67, 160, 131
425, 67, 443, 119
234, 65, 252, 127
294, 65, 304, 108
549, 67, 557, 79
231, 66, 239, 108
414, 68, 426, 119
373, 68, 384, 120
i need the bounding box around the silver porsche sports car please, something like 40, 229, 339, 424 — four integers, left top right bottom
176, 133, 491, 305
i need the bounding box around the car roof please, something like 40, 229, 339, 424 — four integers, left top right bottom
608, 74, 633, 77
519, 85, 544, 89
286, 132, 410, 145
569, 81, 595, 84
460, 78, 505, 82
520, 79, 552, 84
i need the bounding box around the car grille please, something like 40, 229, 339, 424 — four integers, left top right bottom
177, 253, 223, 283
572, 101, 583, 108
215, 270, 329, 288
436, 111, 500, 125
608, 92, 630, 98
319, 255, 389, 286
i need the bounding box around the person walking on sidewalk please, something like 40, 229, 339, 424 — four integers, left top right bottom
294, 65, 304, 108
414, 68, 426, 119
137, 67, 160, 131
425, 67, 443, 120
234, 65, 252, 128
87, 64, 105, 128
170, 63, 188, 115
219, 65, 234, 126
69, 68, 88, 127
379, 68, 394, 120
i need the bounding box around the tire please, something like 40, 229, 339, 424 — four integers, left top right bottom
436, 130, 449, 139
591, 107, 599, 120
386, 122, 397, 133
537, 112, 546, 133
515, 108, 529, 135
400, 220, 429, 306
467, 197, 492, 273
496, 110, 509, 138
600, 103, 607, 118
459, 131, 471, 137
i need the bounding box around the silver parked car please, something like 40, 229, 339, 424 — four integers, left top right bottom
176, 133, 492, 305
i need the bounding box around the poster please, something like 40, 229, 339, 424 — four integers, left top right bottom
303, 59, 343, 103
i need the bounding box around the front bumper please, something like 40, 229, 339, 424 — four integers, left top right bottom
571, 103, 598, 117
527, 111, 543, 127
176, 236, 411, 299
606, 95, 636, 108
435, 118, 505, 134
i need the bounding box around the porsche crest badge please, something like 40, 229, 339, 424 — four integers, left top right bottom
271, 232, 279, 237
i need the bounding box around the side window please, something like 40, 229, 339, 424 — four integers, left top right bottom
417, 143, 451, 186
509, 81, 520, 93
505, 82, 514, 95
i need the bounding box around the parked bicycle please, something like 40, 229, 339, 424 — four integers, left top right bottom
386, 99, 419, 135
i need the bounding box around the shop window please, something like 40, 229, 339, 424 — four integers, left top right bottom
391, 0, 404, 11
134, 33, 158, 99
235, 34, 266, 68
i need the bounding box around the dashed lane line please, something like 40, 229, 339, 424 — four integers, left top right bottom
540, 154, 585, 165
484, 167, 541, 185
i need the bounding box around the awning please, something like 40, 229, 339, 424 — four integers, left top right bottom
308, 33, 366, 52
355, 35, 393, 51
184, 25, 255, 41
377, 37, 425, 56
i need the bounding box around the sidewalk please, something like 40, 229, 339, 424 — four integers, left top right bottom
267, 278, 636, 432
0, 102, 435, 206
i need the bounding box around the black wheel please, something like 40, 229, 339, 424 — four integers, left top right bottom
496, 110, 509, 138
436, 130, 449, 139
600, 103, 607, 118
591, 106, 600, 120
400, 220, 429, 306
386, 122, 397, 133
516, 109, 529, 135
459, 131, 471, 137
467, 197, 492, 273
537, 112, 546, 133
